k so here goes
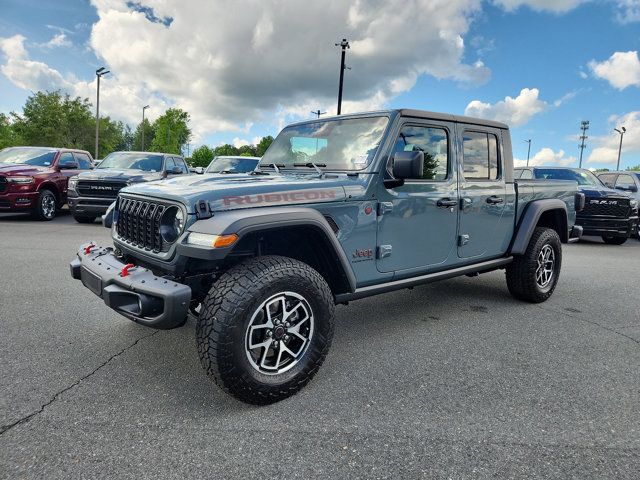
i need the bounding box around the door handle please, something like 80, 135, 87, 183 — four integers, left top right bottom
436, 198, 458, 208
486, 196, 504, 205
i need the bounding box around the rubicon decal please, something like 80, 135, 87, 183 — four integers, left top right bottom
217, 188, 343, 209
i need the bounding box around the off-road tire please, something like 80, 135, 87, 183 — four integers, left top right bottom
602, 235, 627, 245
73, 213, 97, 224
196, 255, 335, 405
31, 189, 57, 221
506, 227, 562, 303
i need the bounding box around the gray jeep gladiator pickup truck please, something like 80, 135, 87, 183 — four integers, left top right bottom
70, 109, 583, 404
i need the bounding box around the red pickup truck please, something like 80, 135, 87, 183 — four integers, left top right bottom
0, 146, 94, 220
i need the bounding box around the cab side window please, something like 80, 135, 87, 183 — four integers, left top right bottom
519, 169, 533, 179
165, 157, 175, 172
391, 125, 449, 180
58, 152, 76, 168
615, 174, 636, 190
174, 157, 189, 174
598, 173, 616, 188
463, 131, 499, 180
73, 152, 93, 170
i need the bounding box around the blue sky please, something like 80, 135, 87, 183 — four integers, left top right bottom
1, 0, 639, 168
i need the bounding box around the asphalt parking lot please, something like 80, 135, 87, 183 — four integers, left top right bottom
0, 211, 639, 479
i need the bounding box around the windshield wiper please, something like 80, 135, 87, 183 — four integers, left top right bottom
259, 163, 285, 173
293, 162, 326, 177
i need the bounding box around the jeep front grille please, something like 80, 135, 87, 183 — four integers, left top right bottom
77, 180, 127, 198
116, 196, 167, 252
580, 197, 630, 218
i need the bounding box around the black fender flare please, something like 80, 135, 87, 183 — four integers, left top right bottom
179, 206, 357, 292
509, 199, 568, 255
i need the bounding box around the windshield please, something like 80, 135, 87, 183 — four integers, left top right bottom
534, 168, 603, 186
0, 147, 57, 167
98, 152, 163, 172
260, 116, 389, 171
205, 156, 259, 174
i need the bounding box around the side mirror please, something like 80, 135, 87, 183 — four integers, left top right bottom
166, 166, 182, 175
392, 151, 424, 179
58, 161, 79, 170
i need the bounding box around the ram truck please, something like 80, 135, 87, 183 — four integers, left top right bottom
70, 109, 583, 404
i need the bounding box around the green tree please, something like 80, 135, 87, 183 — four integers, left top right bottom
150, 108, 191, 154
212, 144, 239, 156
625, 164, 640, 171
0, 113, 20, 149
190, 145, 214, 168
256, 135, 274, 156
237, 144, 257, 157
133, 119, 155, 151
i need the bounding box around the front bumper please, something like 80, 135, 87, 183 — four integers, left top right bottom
68, 193, 115, 215
568, 225, 583, 243
0, 191, 38, 210
70, 244, 191, 329
577, 215, 638, 238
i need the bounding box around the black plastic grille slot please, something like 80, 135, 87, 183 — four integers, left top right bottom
116, 196, 167, 252
0, 176, 7, 194
581, 198, 630, 218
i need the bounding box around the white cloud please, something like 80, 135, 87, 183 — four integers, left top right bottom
2, 0, 492, 138
589, 51, 640, 90
553, 90, 577, 107
42, 33, 72, 49
464, 88, 547, 127
492, 0, 585, 13
514, 148, 576, 167
615, 0, 640, 23
587, 111, 640, 165
232, 137, 250, 148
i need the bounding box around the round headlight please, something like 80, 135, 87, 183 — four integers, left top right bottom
160, 206, 185, 243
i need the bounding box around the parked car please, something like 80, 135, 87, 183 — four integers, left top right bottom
0, 146, 94, 220
205, 155, 260, 174
515, 167, 639, 244
71, 109, 582, 404
68, 151, 190, 223
598, 170, 640, 239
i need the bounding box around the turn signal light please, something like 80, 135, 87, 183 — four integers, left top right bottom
213, 234, 238, 248
187, 232, 238, 248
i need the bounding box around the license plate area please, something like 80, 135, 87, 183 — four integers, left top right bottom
81, 267, 103, 296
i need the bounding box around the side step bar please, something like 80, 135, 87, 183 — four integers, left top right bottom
334, 257, 513, 303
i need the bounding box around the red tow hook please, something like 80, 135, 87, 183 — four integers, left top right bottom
120, 263, 135, 277
84, 243, 96, 255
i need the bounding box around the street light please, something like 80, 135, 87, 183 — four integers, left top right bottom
141, 105, 150, 151
614, 126, 626, 171
94, 66, 110, 160
524, 139, 532, 166
334, 38, 350, 115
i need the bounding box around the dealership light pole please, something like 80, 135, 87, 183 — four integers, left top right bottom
335, 38, 350, 115
94, 67, 110, 160
311, 110, 326, 119
614, 126, 626, 170
141, 105, 150, 151
578, 120, 589, 168
524, 139, 531, 166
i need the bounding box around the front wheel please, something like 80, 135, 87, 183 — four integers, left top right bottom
32, 189, 57, 221
602, 235, 627, 245
506, 227, 562, 303
196, 256, 335, 405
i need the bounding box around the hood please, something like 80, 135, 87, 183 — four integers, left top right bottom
579, 185, 630, 199
76, 169, 163, 183
120, 172, 365, 213
0, 164, 51, 176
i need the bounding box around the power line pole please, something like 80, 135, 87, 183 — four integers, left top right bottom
524, 139, 531, 166
335, 38, 350, 115
94, 67, 109, 160
311, 110, 326, 118
141, 105, 150, 151
578, 120, 589, 168
614, 126, 626, 171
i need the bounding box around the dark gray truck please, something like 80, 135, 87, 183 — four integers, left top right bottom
68, 151, 190, 223
70, 109, 583, 404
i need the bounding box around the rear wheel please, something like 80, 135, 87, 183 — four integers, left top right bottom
32, 189, 57, 221
73, 213, 97, 224
506, 227, 562, 303
602, 235, 627, 245
196, 256, 335, 405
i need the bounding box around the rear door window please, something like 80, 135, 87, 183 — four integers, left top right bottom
73, 152, 93, 170
615, 174, 636, 190
462, 131, 499, 180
